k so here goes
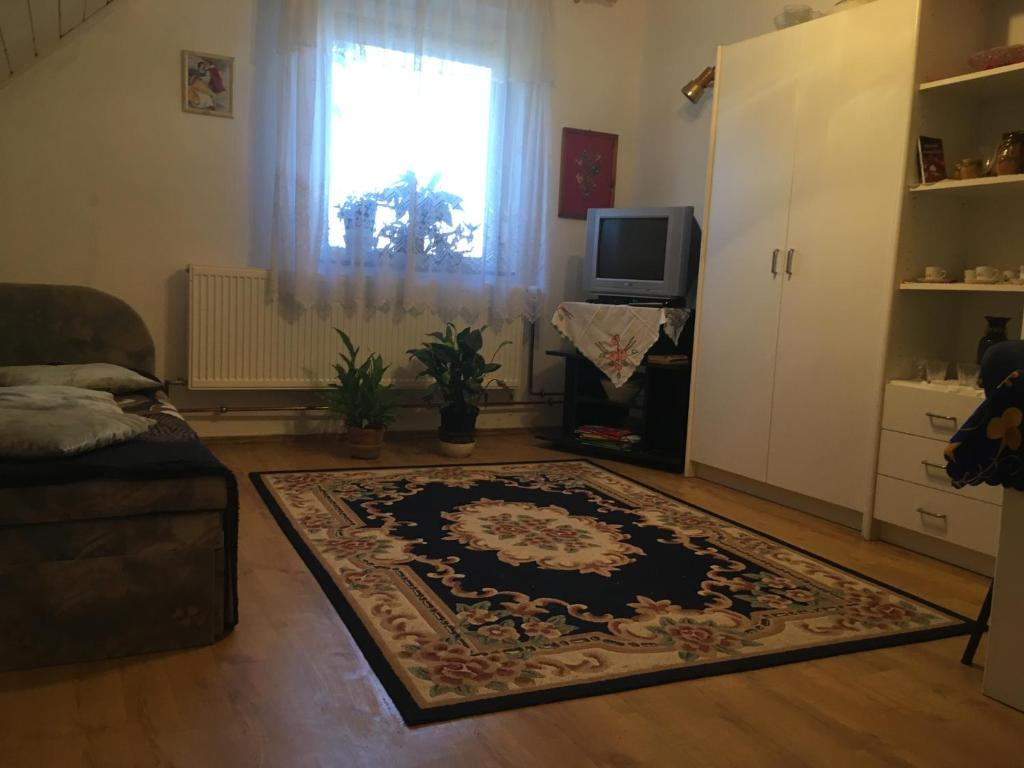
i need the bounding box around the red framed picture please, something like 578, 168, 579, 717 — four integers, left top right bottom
558, 128, 618, 219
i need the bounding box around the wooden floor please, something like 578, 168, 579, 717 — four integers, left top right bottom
1, 432, 1022, 768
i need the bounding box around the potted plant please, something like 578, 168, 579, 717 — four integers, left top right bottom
337, 193, 379, 253
407, 324, 509, 457
326, 329, 398, 459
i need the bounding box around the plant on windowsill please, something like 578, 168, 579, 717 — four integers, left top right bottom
338, 193, 379, 253
407, 323, 509, 457
337, 172, 479, 266
326, 329, 398, 459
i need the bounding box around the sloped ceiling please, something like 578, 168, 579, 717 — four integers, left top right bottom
0, 0, 115, 86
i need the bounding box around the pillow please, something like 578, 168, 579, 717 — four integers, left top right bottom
0, 385, 153, 459
0, 385, 121, 410
0, 363, 160, 393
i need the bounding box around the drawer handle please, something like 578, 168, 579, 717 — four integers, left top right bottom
917, 507, 948, 521
925, 412, 958, 428
920, 460, 947, 474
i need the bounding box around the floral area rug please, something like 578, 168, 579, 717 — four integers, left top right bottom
251, 460, 969, 725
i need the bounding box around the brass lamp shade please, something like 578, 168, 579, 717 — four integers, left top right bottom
683, 66, 716, 103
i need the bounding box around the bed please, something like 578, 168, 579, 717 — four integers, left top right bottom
0, 283, 238, 671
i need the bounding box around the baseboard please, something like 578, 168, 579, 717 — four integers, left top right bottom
692, 463, 863, 531
184, 403, 560, 439
875, 522, 995, 577
201, 426, 540, 445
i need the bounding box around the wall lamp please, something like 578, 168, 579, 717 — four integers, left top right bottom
682, 66, 716, 103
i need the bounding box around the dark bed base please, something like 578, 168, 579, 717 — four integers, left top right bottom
0, 507, 230, 671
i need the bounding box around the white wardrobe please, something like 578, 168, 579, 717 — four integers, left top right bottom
688, 0, 919, 514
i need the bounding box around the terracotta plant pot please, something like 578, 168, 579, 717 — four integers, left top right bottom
347, 426, 385, 460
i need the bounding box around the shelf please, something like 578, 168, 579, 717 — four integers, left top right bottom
576, 395, 635, 409
910, 175, 1024, 198
900, 281, 1024, 293
919, 61, 1024, 100
888, 379, 985, 400
644, 359, 691, 370
545, 435, 684, 471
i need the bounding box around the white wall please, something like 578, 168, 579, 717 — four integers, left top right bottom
0, 0, 256, 379
0, 0, 834, 433
0, 0, 646, 391
631, 0, 831, 222
533, 0, 648, 392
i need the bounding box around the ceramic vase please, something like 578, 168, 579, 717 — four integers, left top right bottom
978, 316, 1011, 365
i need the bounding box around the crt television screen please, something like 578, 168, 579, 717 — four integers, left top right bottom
595, 217, 669, 281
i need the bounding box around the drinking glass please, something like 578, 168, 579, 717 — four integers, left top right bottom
957, 362, 980, 388
925, 359, 949, 383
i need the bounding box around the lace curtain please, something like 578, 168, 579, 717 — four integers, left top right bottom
257, 0, 553, 322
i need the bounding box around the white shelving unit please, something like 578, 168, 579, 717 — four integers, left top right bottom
919, 60, 1024, 97
900, 281, 1024, 293
871, 0, 1024, 577
910, 175, 1024, 197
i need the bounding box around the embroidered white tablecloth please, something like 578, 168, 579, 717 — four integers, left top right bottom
551, 302, 691, 387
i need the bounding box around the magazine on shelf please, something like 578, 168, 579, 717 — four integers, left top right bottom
917, 136, 947, 183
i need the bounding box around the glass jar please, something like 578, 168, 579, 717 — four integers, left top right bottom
995, 131, 1024, 176
954, 158, 984, 179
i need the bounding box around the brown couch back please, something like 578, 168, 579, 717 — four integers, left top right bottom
0, 283, 156, 374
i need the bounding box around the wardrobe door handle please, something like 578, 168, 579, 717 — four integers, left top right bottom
785, 249, 795, 277
771, 249, 780, 276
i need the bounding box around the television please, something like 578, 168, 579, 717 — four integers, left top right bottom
582, 206, 699, 300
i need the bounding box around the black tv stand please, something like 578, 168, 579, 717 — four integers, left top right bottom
588, 295, 686, 308
541, 350, 691, 472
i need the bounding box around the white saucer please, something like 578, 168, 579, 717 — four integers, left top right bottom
971, 277, 1003, 284
915, 277, 953, 283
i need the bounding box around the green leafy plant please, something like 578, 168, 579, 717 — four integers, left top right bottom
326, 329, 398, 429
337, 171, 478, 265
407, 324, 509, 430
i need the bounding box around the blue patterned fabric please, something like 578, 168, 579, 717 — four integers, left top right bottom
946, 371, 1024, 491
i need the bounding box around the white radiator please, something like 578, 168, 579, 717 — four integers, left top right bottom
187, 265, 523, 390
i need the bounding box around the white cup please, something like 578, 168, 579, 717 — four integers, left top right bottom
1004, 270, 1017, 282
924, 266, 947, 281
965, 269, 977, 283
976, 265, 1001, 282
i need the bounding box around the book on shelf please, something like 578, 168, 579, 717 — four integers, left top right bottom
574, 425, 641, 446
917, 136, 947, 183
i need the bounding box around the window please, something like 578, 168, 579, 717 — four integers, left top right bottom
326, 45, 493, 260
263, 0, 550, 316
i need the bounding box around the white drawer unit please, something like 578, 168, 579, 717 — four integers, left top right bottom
881, 381, 985, 441
877, 430, 1002, 505
874, 475, 1002, 556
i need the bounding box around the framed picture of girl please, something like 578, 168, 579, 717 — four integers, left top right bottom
182, 51, 234, 118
